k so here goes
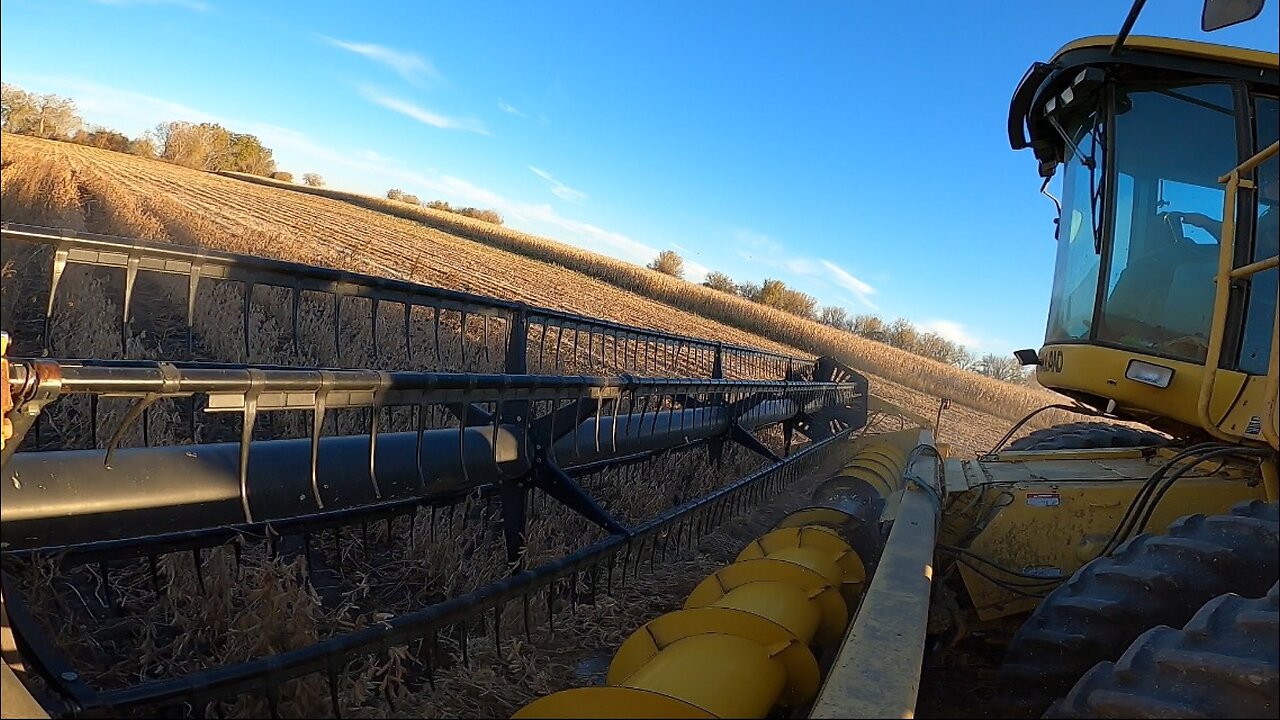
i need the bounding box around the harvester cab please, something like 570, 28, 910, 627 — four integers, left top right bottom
1008, 3, 1279, 446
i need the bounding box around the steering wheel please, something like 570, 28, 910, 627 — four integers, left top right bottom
1158, 211, 1192, 249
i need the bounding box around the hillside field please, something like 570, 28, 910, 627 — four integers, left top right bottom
0, 133, 1082, 455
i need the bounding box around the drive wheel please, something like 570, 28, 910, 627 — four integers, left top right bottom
1046, 582, 1280, 718
1007, 422, 1167, 451
997, 500, 1279, 717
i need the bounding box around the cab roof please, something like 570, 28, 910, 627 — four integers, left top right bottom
1053, 35, 1279, 71
1009, 34, 1279, 168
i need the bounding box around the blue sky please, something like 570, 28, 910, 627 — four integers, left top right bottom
2, 1, 1277, 356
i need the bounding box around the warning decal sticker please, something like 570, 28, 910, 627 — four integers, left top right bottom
1026, 492, 1060, 507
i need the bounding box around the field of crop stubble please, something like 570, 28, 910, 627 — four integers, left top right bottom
0, 133, 1087, 717
1, 133, 1083, 457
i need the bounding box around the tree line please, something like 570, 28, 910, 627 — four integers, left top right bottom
386, 190, 504, 226
647, 249, 1031, 384
1, 83, 327, 184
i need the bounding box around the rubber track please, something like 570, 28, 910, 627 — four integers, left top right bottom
1008, 422, 1167, 451
1047, 581, 1280, 718
998, 500, 1279, 717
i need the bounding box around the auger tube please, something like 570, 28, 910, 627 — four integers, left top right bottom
515, 428, 940, 719
1, 400, 802, 548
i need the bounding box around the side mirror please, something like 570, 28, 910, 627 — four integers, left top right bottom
1013, 349, 1042, 366
1202, 0, 1265, 31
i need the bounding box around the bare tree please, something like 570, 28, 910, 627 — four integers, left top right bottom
851, 314, 885, 338
151, 121, 274, 174
647, 250, 685, 279
886, 318, 918, 350
128, 136, 157, 159
736, 281, 762, 301
914, 332, 970, 365
820, 305, 850, 329
155, 121, 221, 169
454, 207, 502, 224
702, 271, 737, 293
72, 126, 131, 153
2, 85, 81, 139
1, 83, 27, 128
302, 173, 325, 188
975, 353, 1026, 382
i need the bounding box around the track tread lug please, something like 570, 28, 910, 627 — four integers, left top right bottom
997, 502, 1279, 717
1046, 584, 1280, 719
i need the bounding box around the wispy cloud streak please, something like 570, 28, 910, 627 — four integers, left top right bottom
358, 87, 489, 135
90, 0, 209, 10
528, 166, 587, 201
734, 230, 879, 310
320, 36, 444, 86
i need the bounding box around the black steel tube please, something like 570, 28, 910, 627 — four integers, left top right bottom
550, 399, 797, 464
1, 400, 800, 549
13, 358, 842, 398
1, 425, 527, 549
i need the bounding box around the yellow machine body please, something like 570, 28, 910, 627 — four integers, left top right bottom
940, 448, 1269, 620
1035, 344, 1274, 443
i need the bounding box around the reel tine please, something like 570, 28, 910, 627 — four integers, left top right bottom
327, 661, 343, 719
404, 302, 414, 364
535, 321, 547, 373
98, 560, 114, 609
332, 293, 343, 365
433, 307, 443, 364
523, 592, 532, 642
148, 553, 160, 595
493, 601, 503, 657
192, 548, 206, 592
265, 680, 280, 719
459, 310, 468, 367
370, 298, 380, 361
553, 324, 564, 372
290, 286, 302, 358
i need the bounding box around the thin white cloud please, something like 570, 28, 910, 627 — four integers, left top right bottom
733, 229, 785, 257
782, 257, 822, 276
319, 37, 443, 86
355, 149, 389, 164
497, 99, 525, 117
684, 260, 712, 281
89, 0, 209, 10
817, 259, 877, 309
735, 229, 879, 311
528, 166, 587, 202
918, 319, 981, 350
358, 87, 489, 135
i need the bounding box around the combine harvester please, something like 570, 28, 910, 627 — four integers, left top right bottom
2, 1, 1277, 717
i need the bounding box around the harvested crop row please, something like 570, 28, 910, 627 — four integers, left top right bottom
0, 134, 1074, 453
